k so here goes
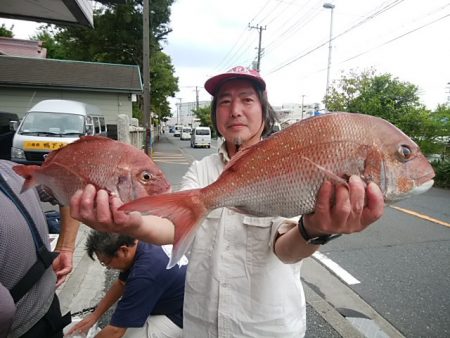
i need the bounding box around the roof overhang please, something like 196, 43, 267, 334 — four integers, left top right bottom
0, 0, 93, 28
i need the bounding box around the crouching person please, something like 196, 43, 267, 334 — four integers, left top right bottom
66, 231, 187, 338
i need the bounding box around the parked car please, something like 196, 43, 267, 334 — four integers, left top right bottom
0, 112, 19, 160
11, 99, 107, 164
191, 126, 211, 148
180, 127, 192, 140
173, 124, 183, 137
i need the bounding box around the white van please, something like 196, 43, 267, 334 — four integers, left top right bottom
173, 124, 183, 137
191, 126, 211, 148
11, 99, 107, 164
180, 126, 192, 140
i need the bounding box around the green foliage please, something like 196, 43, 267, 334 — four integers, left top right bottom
327, 69, 423, 131
31, 30, 66, 59
432, 160, 450, 188
34, 0, 178, 125
0, 23, 14, 37
192, 104, 218, 138
326, 69, 450, 160
192, 105, 211, 125
150, 51, 178, 122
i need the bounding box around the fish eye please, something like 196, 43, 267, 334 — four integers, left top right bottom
140, 171, 154, 182
398, 145, 412, 160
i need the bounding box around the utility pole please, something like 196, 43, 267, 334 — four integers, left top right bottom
301, 95, 305, 120
195, 86, 199, 110
323, 2, 335, 112
177, 98, 182, 125
143, 0, 151, 155
248, 24, 266, 72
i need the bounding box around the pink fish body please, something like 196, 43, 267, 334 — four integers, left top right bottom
13, 135, 170, 205
120, 113, 435, 267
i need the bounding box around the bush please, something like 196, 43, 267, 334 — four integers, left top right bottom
431, 160, 450, 188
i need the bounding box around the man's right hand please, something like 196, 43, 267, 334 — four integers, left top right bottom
70, 184, 175, 245
70, 184, 143, 234
65, 313, 97, 336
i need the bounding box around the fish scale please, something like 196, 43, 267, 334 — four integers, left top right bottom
119, 112, 435, 268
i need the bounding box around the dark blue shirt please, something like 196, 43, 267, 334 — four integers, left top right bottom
110, 242, 186, 328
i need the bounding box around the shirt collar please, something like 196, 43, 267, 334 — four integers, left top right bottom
218, 140, 231, 164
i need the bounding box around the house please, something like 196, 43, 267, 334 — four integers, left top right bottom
0, 55, 143, 138
0, 37, 47, 58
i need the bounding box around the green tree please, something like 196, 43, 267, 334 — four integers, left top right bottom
192, 105, 212, 128
34, 0, 178, 123
327, 69, 429, 141
0, 24, 14, 37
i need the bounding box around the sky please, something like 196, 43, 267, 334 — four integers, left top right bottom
2, 0, 450, 112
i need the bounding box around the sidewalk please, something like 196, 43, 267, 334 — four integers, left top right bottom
57, 224, 106, 315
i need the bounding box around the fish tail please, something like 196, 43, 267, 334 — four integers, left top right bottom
119, 189, 208, 268
12, 165, 40, 193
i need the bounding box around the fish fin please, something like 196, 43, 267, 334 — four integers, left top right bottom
119, 189, 208, 268
12, 165, 40, 193
300, 156, 348, 185
222, 145, 255, 172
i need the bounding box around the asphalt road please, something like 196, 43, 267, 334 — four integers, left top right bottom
157, 133, 450, 338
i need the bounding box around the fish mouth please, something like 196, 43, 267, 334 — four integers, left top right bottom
414, 170, 436, 187
411, 179, 434, 196
384, 171, 435, 203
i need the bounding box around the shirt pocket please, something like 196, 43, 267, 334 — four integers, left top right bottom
190, 208, 223, 257
243, 216, 274, 268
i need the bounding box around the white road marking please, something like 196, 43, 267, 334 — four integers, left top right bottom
313, 251, 361, 285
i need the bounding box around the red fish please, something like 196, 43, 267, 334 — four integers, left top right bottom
119, 113, 435, 267
13, 136, 170, 205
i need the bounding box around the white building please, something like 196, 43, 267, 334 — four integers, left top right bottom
171, 100, 210, 127
274, 102, 321, 128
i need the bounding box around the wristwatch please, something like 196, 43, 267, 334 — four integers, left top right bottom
298, 216, 342, 245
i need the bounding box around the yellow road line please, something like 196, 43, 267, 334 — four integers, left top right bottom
390, 205, 450, 228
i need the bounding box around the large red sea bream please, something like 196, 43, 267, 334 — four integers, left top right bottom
119, 113, 435, 267
13, 136, 170, 205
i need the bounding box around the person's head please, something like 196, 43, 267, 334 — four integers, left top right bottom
205, 66, 277, 147
85, 230, 137, 271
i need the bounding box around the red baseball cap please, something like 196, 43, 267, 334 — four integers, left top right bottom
204, 66, 266, 96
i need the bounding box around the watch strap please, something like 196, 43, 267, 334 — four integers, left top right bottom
298, 216, 341, 245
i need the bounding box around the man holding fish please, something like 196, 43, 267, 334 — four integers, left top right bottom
70, 66, 434, 337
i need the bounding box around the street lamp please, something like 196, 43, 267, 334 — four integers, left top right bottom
323, 2, 335, 112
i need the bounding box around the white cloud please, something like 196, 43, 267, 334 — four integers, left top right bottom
165, 0, 450, 110
2, 0, 449, 110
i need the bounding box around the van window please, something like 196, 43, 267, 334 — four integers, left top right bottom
93, 117, 100, 133
99, 117, 106, 132
19, 112, 84, 135
196, 129, 210, 135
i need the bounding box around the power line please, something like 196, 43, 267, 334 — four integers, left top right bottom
214, 0, 273, 71
267, 0, 409, 74
290, 6, 450, 81
340, 12, 450, 64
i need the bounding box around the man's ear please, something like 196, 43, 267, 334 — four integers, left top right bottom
118, 245, 129, 257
